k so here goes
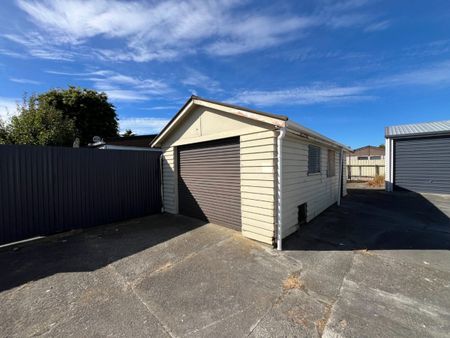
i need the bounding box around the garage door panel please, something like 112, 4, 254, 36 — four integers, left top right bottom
394, 136, 450, 194
178, 137, 241, 229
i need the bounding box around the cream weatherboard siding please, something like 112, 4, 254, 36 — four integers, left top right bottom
281, 132, 342, 238
160, 105, 277, 245
240, 130, 277, 244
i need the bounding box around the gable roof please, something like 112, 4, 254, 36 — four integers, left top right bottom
386, 120, 450, 138
151, 96, 351, 151
352, 145, 384, 156
105, 134, 157, 148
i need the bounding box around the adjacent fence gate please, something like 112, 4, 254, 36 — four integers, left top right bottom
0, 145, 161, 245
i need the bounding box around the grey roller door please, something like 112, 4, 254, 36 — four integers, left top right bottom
178, 137, 241, 229
394, 136, 450, 194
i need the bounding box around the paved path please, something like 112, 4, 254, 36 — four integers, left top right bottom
1, 189, 449, 337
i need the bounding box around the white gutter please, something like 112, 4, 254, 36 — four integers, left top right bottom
277, 127, 286, 250
337, 148, 344, 206
286, 120, 352, 152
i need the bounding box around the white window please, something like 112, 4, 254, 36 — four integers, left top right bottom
308, 145, 321, 174
370, 156, 381, 160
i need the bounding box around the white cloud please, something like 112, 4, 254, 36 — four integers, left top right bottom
205, 16, 316, 56
0, 97, 20, 120
119, 117, 169, 134
233, 60, 450, 107
138, 105, 179, 111
374, 60, 450, 87
3, 33, 76, 61
364, 20, 390, 32
10, 78, 42, 85
0, 48, 28, 59
10, 0, 380, 61
47, 68, 171, 102
403, 39, 450, 58
181, 69, 222, 93
102, 90, 150, 101
232, 85, 371, 106
325, 13, 370, 29
321, 0, 372, 12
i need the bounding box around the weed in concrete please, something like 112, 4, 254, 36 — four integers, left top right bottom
315, 303, 332, 336
283, 272, 305, 291
286, 307, 308, 327
354, 248, 375, 256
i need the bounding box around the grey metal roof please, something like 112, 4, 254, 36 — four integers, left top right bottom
385, 120, 450, 138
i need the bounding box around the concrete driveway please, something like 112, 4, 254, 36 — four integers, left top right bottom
1, 189, 449, 337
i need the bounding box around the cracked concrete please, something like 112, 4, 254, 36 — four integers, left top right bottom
1, 189, 449, 337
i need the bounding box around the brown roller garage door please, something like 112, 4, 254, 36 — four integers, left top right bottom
178, 137, 241, 229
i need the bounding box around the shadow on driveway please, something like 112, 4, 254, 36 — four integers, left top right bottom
1, 189, 450, 337
0, 213, 206, 292
284, 189, 450, 251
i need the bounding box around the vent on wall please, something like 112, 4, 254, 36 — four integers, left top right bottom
298, 203, 307, 226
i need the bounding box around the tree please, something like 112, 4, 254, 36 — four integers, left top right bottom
379, 144, 385, 148
39, 86, 119, 145
6, 95, 76, 146
0, 119, 9, 144
122, 129, 135, 137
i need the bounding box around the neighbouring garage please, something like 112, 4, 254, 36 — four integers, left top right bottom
178, 137, 241, 230
385, 120, 450, 195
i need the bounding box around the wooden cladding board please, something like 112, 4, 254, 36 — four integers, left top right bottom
178, 137, 242, 229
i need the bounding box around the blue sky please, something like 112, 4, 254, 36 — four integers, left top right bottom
0, 0, 449, 148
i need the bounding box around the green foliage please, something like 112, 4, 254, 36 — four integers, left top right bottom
1, 87, 119, 147
122, 129, 135, 137
0, 118, 9, 144
379, 144, 385, 148
7, 95, 76, 146
39, 86, 119, 144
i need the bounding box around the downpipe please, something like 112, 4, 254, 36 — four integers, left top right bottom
277, 127, 286, 251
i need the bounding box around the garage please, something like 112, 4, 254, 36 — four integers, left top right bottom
385, 120, 450, 195
394, 137, 450, 194
152, 96, 349, 247
178, 137, 241, 229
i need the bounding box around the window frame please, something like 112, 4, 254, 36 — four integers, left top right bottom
308, 144, 321, 175
357, 156, 369, 160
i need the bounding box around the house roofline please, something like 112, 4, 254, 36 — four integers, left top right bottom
151, 96, 287, 147
151, 96, 351, 151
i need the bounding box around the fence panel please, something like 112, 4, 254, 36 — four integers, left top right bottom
346, 157, 385, 180
0, 145, 161, 245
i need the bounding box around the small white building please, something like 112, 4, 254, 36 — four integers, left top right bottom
152, 96, 350, 248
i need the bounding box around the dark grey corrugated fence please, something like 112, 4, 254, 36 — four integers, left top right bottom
0, 145, 161, 245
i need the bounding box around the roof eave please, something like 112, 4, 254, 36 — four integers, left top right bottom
386, 130, 450, 139
286, 120, 351, 151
